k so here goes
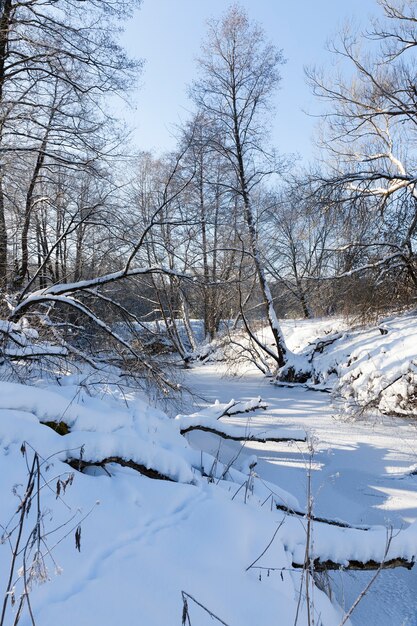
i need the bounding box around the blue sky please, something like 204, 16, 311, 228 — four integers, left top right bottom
121, 0, 379, 162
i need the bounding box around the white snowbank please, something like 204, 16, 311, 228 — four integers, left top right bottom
0, 348, 416, 624
292, 311, 417, 416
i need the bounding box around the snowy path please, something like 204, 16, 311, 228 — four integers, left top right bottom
182, 363, 417, 626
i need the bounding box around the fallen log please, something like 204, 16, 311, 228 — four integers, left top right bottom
275, 503, 370, 530
66, 456, 173, 482
292, 557, 414, 572
181, 424, 306, 443
273, 381, 331, 394
309, 333, 343, 359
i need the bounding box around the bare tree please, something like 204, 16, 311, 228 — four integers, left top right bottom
176, 113, 243, 341
0, 0, 142, 288
264, 181, 335, 318
190, 5, 288, 368
307, 0, 417, 310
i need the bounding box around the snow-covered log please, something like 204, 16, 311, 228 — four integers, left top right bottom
287, 513, 417, 573
176, 398, 306, 443
275, 503, 371, 530
293, 556, 414, 571
179, 420, 306, 443
177, 397, 268, 421
66, 456, 174, 482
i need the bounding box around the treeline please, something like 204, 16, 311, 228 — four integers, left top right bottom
0, 0, 141, 289
1, 0, 417, 372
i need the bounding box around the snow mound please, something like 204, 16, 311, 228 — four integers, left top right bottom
300, 311, 417, 416
0, 372, 415, 625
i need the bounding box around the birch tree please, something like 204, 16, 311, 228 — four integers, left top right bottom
190, 5, 288, 368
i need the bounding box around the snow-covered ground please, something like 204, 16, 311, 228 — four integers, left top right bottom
182, 361, 417, 626
1, 312, 417, 625
0, 376, 347, 626
280, 312, 417, 417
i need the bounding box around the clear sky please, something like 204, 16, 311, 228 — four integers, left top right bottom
121, 0, 380, 162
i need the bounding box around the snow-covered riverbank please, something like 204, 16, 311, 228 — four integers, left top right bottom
1, 313, 417, 625
183, 361, 417, 626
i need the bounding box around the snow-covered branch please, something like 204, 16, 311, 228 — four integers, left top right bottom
12, 265, 192, 319
176, 398, 306, 443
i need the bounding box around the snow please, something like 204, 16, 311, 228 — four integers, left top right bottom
1, 312, 417, 625
0, 378, 343, 626
183, 358, 417, 625
291, 311, 417, 416
175, 397, 305, 443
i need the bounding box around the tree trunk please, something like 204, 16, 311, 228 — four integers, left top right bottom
0, 178, 6, 288
235, 137, 287, 366
180, 289, 197, 352
0, 0, 13, 288
15, 150, 47, 288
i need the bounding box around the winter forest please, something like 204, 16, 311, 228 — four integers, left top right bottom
0, 0, 417, 624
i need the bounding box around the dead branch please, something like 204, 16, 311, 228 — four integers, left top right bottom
309, 333, 343, 360
214, 398, 268, 418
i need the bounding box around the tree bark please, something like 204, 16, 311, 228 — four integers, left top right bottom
293, 557, 414, 572
0, 0, 13, 287
235, 136, 287, 366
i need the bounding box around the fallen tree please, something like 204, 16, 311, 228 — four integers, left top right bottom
275, 503, 371, 530
176, 397, 306, 443
293, 556, 414, 572
179, 423, 305, 443
66, 456, 174, 482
